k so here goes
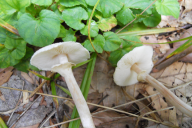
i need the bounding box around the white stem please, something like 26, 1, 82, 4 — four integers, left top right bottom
58, 54, 69, 64
52, 64, 95, 128
131, 64, 192, 117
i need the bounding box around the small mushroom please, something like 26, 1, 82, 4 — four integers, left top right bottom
114, 46, 192, 117
30, 42, 95, 128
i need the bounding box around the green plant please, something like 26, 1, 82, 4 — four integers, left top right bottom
0, 0, 181, 127
0, 0, 180, 71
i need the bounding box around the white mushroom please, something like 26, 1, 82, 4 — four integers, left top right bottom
30, 42, 95, 128
114, 45, 192, 117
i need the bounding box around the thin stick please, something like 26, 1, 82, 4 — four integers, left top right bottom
27, 72, 55, 99
39, 110, 57, 128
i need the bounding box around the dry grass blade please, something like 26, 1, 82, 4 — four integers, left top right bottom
27, 72, 55, 99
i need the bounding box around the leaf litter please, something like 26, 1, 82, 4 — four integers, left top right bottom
1, 1, 192, 128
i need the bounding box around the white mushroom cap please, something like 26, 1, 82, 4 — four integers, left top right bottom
113, 46, 154, 86
30, 42, 90, 70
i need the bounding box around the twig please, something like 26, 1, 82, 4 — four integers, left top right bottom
39, 110, 57, 128
27, 72, 55, 99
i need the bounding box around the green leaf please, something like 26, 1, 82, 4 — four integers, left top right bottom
62, 7, 88, 30
124, 0, 152, 10
62, 28, 76, 42
59, 0, 87, 7
143, 8, 161, 27
50, 3, 63, 20
96, 14, 117, 31
0, 37, 26, 68
103, 32, 121, 51
0, 27, 6, 44
83, 34, 105, 53
57, 25, 67, 38
116, 6, 135, 25
109, 37, 142, 66
85, 0, 97, 6
155, 0, 180, 18
17, 10, 60, 47
31, 0, 52, 6
80, 20, 99, 37
96, 0, 123, 18
5, 37, 26, 60
0, 0, 30, 15
14, 47, 34, 72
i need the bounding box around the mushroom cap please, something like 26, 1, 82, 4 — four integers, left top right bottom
30, 42, 90, 70
113, 46, 153, 86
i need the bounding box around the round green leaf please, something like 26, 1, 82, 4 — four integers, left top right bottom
0, 37, 26, 68
85, 0, 97, 6
62, 28, 76, 42
32, 0, 52, 6
103, 32, 121, 51
116, 6, 135, 25
0, 0, 30, 15
96, 14, 117, 31
62, 7, 88, 30
124, 0, 152, 10
108, 49, 127, 66
17, 10, 60, 47
83, 34, 105, 53
80, 20, 99, 37
14, 47, 35, 72
143, 8, 161, 27
59, 0, 87, 7
155, 0, 180, 18
5, 37, 26, 60
96, 0, 123, 18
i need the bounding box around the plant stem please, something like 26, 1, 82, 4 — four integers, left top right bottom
131, 64, 192, 117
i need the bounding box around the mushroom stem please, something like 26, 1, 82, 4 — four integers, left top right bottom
131, 64, 192, 117
52, 64, 95, 128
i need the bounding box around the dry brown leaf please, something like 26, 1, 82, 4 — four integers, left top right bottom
158, 38, 170, 54
0, 67, 14, 86
151, 61, 192, 117
21, 72, 34, 84
103, 83, 130, 108
145, 86, 169, 121
93, 111, 136, 128
19, 124, 39, 128
140, 35, 159, 48
181, 0, 192, 14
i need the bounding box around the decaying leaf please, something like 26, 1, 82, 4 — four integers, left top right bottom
181, 0, 192, 14
0, 67, 14, 86
151, 61, 192, 118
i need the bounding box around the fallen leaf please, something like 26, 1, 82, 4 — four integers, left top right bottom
140, 35, 159, 48
181, 0, 192, 14
21, 72, 34, 84
0, 67, 14, 86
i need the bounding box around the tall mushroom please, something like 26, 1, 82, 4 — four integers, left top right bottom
30, 42, 95, 128
114, 45, 192, 117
